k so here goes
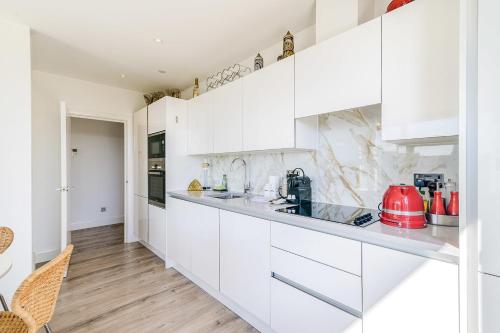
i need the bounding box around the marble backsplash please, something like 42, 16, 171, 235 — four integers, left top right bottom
207, 106, 459, 209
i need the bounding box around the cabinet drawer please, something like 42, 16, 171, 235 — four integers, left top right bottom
271, 247, 361, 312
271, 222, 361, 275
271, 277, 362, 333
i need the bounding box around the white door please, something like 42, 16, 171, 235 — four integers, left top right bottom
190, 203, 219, 290
242, 56, 295, 151
363, 244, 459, 333
59, 101, 71, 250
133, 107, 148, 197
381, 0, 459, 141
295, 17, 382, 118
220, 210, 270, 324
479, 273, 500, 333
147, 98, 167, 135
166, 197, 191, 269
187, 93, 214, 155
212, 79, 243, 153
148, 204, 166, 257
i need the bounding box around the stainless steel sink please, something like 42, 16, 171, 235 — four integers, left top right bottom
208, 193, 246, 200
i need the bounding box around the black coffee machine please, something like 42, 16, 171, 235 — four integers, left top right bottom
281, 168, 312, 205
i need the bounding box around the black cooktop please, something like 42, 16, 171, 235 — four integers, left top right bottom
276, 201, 379, 227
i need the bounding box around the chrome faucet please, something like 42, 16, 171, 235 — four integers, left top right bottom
230, 157, 251, 194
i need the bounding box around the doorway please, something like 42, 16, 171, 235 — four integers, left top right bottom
60, 102, 135, 251
69, 117, 124, 234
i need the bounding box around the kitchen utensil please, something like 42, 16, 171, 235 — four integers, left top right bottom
425, 213, 459, 227
380, 185, 426, 229
386, 0, 414, 12
447, 191, 459, 216
430, 191, 446, 215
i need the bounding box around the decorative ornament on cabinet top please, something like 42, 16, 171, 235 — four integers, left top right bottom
206, 64, 251, 91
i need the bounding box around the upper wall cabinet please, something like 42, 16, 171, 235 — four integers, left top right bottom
187, 92, 214, 155
212, 79, 243, 154
133, 107, 148, 197
242, 56, 296, 151
381, 0, 459, 141
295, 17, 382, 118
148, 99, 166, 134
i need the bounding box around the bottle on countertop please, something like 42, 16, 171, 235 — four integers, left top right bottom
222, 174, 228, 191
419, 188, 430, 213
201, 159, 211, 190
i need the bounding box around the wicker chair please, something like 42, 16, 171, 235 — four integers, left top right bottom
0, 227, 14, 311
0, 227, 14, 254
11, 244, 74, 333
0, 311, 37, 333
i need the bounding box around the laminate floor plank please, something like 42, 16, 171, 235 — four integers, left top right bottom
50, 224, 258, 333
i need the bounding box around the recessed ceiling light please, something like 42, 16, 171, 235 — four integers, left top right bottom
154, 38, 163, 43
120, 74, 126, 78
158, 70, 167, 74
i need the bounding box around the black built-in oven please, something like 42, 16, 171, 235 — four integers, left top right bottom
148, 131, 165, 159
148, 159, 165, 208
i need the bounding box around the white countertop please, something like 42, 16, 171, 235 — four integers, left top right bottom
168, 191, 460, 264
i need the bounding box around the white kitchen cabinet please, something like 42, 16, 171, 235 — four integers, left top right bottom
148, 98, 166, 135
190, 202, 219, 290
187, 92, 214, 155
133, 107, 148, 197
381, 0, 459, 141
242, 56, 295, 151
478, 0, 500, 278
148, 204, 166, 257
212, 79, 243, 153
220, 210, 270, 324
295, 17, 381, 118
363, 244, 459, 333
270, 278, 361, 333
271, 222, 361, 276
479, 273, 500, 333
166, 197, 191, 269
134, 195, 148, 242
166, 197, 219, 289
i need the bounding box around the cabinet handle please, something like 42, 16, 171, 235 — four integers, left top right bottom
271, 272, 363, 319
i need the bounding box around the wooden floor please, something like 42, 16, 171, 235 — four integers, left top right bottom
50, 224, 258, 333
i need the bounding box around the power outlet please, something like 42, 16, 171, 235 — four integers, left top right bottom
100, 207, 106, 212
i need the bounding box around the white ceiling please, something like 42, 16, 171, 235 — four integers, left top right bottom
0, 0, 315, 92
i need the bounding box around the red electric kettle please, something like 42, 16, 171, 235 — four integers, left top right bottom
380, 185, 427, 229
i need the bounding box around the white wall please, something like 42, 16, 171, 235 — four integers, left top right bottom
32, 70, 144, 262
70, 118, 124, 231
0, 20, 33, 303
181, 25, 316, 99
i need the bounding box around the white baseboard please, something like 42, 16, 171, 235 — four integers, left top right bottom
70, 216, 124, 231
34, 248, 60, 263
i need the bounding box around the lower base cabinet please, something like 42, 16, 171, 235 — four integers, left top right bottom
270, 278, 362, 333
148, 204, 166, 257
480, 272, 500, 333
134, 195, 148, 242
166, 197, 219, 290
220, 210, 270, 324
363, 244, 459, 333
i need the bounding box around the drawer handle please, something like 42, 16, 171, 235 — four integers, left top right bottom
271, 272, 362, 319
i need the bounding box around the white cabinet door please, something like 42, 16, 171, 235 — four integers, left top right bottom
480, 273, 500, 333
212, 79, 243, 153
271, 278, 361, 333
220, 210, 270, 324
381, 0, 459, 141
187, 92, 213, 155
148, 98, 166, 134
148, 204, 166, 257
133, 107, 148, 197
363, 244, 459, 333
478, 0, 500, 277
242, 56, 295, 151
295, 17, 381, 118
134, 195, 148, 242
166, 197, 191, 270
190, 203, 219, 290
